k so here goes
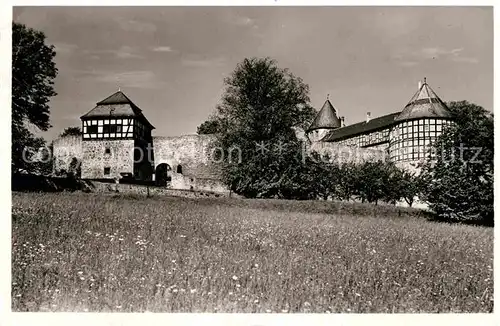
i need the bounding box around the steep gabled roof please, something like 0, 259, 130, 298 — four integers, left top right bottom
308, 99, 342, 131
322, 112, 400, 142
395, 78, 451, 121
80, 91, 155, 129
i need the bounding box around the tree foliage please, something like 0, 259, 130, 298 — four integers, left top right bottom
207, 57, 316, 198
420, 101, 493, 225
197, 118, 220, 135
12, 22, 57, 173
60, 127, 82, 137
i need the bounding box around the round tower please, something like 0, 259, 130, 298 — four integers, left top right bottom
389, 78, 454, 172
307, 95, 342, 142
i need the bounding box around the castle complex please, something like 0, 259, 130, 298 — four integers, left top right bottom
53, 78, 454, 193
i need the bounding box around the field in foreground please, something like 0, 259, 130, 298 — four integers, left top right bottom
12, 192, 493, 313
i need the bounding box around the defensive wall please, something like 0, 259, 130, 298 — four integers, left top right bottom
52, 133, 391, 194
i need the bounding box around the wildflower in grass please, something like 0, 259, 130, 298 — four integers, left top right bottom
190, 289, 197, 294
172, 289, 178, 293
355, 293, 361, 297
254, 299, 259, 304
116, 305, 122, 309
232, 275, 238, 281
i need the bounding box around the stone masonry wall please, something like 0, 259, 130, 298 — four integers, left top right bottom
81, 139, 135, 179
152, 134, 222, 191
52, 135, 83, 174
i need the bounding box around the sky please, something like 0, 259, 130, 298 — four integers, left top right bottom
13, 6, 493, 140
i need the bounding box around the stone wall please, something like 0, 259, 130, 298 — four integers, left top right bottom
152, 134, 222, 190
52, 135, 83, 174
91, 180, 232, 198
81, 139, 135, 179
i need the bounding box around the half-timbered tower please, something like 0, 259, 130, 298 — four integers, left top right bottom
80, 91, 155, 180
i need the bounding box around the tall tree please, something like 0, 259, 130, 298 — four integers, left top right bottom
420, 101, 493, 225
12, 22, 57, 173
208, 57, 316, 198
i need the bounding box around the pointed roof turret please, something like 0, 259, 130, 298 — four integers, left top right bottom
308, 96, 341, 131
81, 90, 154, 129
396, 78, 452, 121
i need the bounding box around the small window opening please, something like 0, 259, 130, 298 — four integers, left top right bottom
177, 165, 183, 174
105, 147, 111, 154
104, 167, 111, 175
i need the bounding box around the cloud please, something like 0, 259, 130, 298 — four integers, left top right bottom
114, 17, 157, 33
115, 46, 144, 59
226, 13, 259, 30
95, 71, 165, 89
392, 46, 478, 65
181, 56, 226, 68
53, 42, 78, 54
451, 56, 479, 64
397, 61, 419, 67
72, 69, 166, 90
152, 46, 174, 52
85, 46, 144, 60
420, 47, 462, 59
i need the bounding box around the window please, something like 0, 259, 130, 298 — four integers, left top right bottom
103, 124, 120, 133
87, 125, 98, 134
105, 147, 111, 154
104, 167, 111, 175
177, 165, 183, 174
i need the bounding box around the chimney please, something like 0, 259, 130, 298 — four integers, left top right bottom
366, 112, 371, 123
340, 116, 345, 127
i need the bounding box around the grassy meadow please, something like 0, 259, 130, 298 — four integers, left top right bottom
11, 192, 493, 313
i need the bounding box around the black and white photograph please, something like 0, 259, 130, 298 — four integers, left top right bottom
7, 4, 494, 319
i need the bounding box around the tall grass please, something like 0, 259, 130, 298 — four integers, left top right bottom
11, 192, 493, 312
